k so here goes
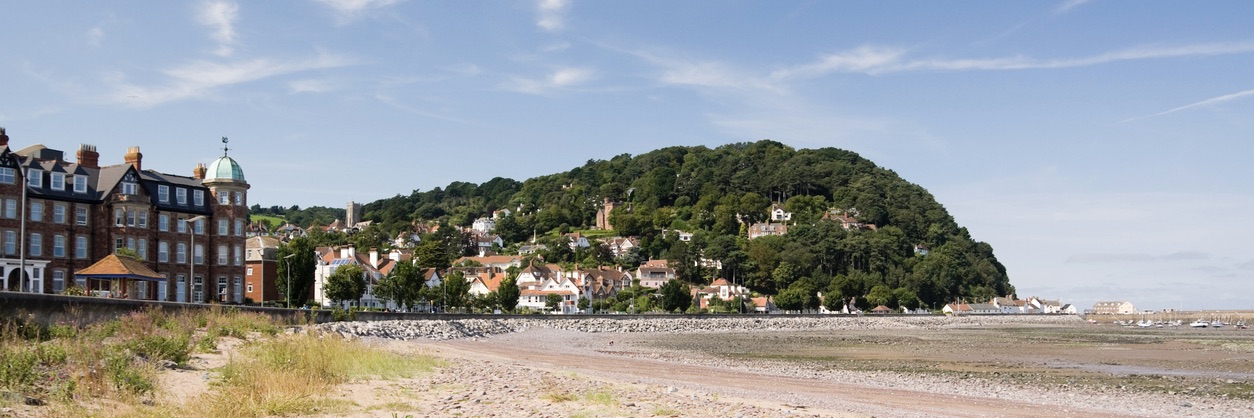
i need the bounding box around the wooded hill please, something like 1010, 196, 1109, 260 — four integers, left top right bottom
270, 140, 1013, 310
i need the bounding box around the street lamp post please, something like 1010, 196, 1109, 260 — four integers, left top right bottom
187, 215, 208, 303
283, 253, 296, 309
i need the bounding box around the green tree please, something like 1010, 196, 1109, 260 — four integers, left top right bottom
866, 284, 895, 308
324, 264, 366, 308
381, 261, 424, 311
893, 287, 919, 310
659, 279, 692, 313
775, 287, 807, 312
822, 288, 845, 312
373, 273, 400, 310
496, 275, 520, 312
439, 271, 471, 312
415, 239, 453, 271
545, 293, 563, 312
276, 237, 318, 307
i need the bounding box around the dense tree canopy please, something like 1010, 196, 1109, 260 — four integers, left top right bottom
257, 140, 1013, 308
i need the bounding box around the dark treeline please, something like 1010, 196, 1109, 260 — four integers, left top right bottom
262, 140, 1014, 310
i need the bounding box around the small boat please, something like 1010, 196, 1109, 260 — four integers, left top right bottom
1211, 320, 1225, 328
1137, 319, 1154, 328
1190, 319, 1209, 328
1236, 321, 1248, 330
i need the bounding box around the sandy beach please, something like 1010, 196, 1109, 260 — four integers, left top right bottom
311, 316, 1254, 417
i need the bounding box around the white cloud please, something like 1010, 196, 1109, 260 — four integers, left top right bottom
536, 0, 570, 32
501, 67, 594, 95
1122, 88, 1254, 122
770, 46, 907, 80
543, 41, 572, 53
198, 1, 240, 57
1054, 0, 1092, 14
374, 93, 466, 123
548, 67, 592, 86
288, 79, 333, 94
314, 0, 401, 24
108, 52, 357, 107
773, 40, 1254, 77
86, 26, 105, 47
450, 63, 482, 76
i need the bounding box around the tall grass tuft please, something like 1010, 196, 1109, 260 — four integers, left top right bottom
187, 331, 440, 417
0, 307, 287, 409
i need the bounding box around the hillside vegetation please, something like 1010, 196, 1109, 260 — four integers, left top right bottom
266, 140, 1013, 310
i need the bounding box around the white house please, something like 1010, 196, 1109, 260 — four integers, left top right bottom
636, 260, 675, 289
770, 204, 793, 222
472, 217, 496, 234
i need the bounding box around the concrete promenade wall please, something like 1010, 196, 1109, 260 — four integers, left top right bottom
0, 291, 330, 326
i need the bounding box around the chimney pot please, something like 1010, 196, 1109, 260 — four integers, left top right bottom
124, 146, 142, 171
76, 144, 100, 168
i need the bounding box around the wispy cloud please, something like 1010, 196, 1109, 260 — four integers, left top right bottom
108, 52, 357, 107
314, 0, 401, 24
1122, 88, 1254, 122
373, 93, 466, 123
543, 41, 572, 53
769, 46, 907, 79
1067, 251, 1209, 264
85, 14, 121, 48
198, 1, 240, 57
773, 40, 1254, 78
616, 46, 783, 94
86, 26, 105, 47
1054, 0, 1092, 14
501, 67, 594, 95
288, 79, 334, 94
1239, 259, 1254, 271
536, 0, 570, 32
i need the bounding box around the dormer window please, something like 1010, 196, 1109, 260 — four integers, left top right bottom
27, 169, 42, 188
158, 185, 169, 202
73, 175, 87, 193
194, 190, 204, 206
51, 172, 64, 190
121, 181, 138, 195
176, 188, 187, 204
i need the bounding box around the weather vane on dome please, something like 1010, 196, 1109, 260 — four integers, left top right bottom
222, 137, 229, 156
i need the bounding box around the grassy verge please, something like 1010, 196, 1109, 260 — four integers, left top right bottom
0, 307, 287, 412
187, 331, 441, 417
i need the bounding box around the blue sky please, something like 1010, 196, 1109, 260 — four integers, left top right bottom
2, 0, 1252, 311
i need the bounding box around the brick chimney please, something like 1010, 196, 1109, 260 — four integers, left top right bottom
76, 144, 99, 168
193, 163, 207, 179
0, 127, 8, 147
124, 146, 142, 171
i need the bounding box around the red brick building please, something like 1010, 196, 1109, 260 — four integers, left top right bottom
0, 128, 249, 303
244, 235, 281, 303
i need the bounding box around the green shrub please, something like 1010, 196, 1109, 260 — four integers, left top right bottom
104, 350, 154, 395
0, 345, 41, 392
47, 323, 78, 339
128, 333, 191, 365
36, 343, 68, 366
